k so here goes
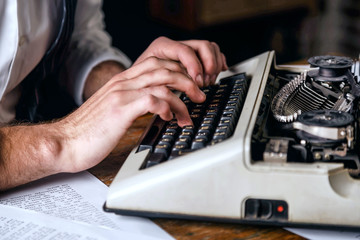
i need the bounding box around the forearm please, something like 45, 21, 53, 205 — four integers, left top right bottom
0, 61, 126, 191
0, 122, 66, 190
83, 60, 126, 100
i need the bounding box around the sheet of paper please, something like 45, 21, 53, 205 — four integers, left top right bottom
286, 228, 360, 240
0, 204, 162, 240
0, 171, 173, 240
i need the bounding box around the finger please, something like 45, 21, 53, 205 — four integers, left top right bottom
180, 40, 216, 86
181, 40, 227, 80
120, 92, 193, 127
211, 42, 225, 72
123, 94, 174, 124
111, 56, 188, 82
221, 53, 228, 71
145, 37, 205, 87
140, 87, 192, 126
100, 86, 193, 126
111, 69, 206, 104
209, 42, 224, 84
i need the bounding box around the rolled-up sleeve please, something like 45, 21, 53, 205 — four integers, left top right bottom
63, 0, 132, 105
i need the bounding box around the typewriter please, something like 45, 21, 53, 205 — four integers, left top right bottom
104, 51, 360, 230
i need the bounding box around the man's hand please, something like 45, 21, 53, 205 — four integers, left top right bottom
0, 56, 205, 189
134, 36, 228, 87
56, 56, 207, 172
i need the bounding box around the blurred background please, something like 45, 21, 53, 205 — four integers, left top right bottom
102, 0, 360, 66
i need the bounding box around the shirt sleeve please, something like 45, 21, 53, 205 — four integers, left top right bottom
62, 0, 132, 106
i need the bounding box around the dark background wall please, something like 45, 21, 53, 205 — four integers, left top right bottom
102, 0, 360, 66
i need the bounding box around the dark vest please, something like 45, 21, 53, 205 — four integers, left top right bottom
16, 0, 77, 122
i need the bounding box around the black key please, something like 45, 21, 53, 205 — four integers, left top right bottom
168, 149, 193, 160
210, 138, 225, 145
216, 88, 227, 93
162, 131, 177, 141
218, 119, 232, 127
176, 137, 191, 145
182, 125, 195, 135
169, 119, 178, 125
225, 102, 238, 110
158, 137, 173, 145
191, 138, 207, 150
228, 97, 240, 104
145, 153, 166, 168
195, 132, 210, 141
198, 125, 213, 135
223, 108, 236, 115
154, 144, 171, 158
183, 99, 192, 106
220, 112, 235, 121
191, 108, 204, 115
232, 87, 244, 94
172, 143, 188, 152
193, 103, 205, 109
215, 125, 229, 133
165, 127, 178, 134
213, 94, 223, 99
202, 87, 212, 95
203, 114, 216, 122
206, 109, 218, 118
213, 131, 226, 140
138, 116, 166, 152
211, 98, 222, 104
208, 103, 221, 109
178, 134, 192, 144
201, 119, 214, 126
180, 130, 193, 138
166, 124, 180, 131
230, 91, 244, 101
215, 125, 233, 138
190, 113, 202, 125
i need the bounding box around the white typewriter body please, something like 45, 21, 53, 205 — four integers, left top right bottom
105, 51, 360, 229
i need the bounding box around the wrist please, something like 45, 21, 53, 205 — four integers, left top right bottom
0, 123, 66, 190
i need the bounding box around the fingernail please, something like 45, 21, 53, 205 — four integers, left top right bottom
196, 74, 204, 87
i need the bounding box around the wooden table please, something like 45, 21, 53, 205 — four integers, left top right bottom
89, 114, 305, 240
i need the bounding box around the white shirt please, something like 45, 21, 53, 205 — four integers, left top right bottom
0, 0, 131, 123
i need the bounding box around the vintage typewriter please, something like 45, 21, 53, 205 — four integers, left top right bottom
104, 51, 360, 230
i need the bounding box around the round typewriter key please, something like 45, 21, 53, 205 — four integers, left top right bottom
191, 138, 207, 149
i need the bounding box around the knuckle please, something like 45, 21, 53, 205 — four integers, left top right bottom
107, 91, 124, 105
156, 86, 171, 96
202, 40, 211, 46
211, 41, 219, 49
205, 61, 217, 73
142, 94, 157, 106
153, 36, 168, 45
146, 56, 160, 65
180, 44, 194, 54
171, 62, 184, 72
157, 68, 172, 77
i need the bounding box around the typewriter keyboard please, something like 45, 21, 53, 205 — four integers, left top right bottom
138, 73, 249, 168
